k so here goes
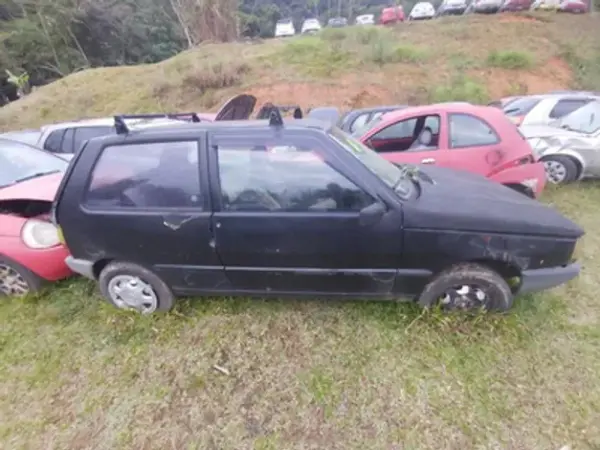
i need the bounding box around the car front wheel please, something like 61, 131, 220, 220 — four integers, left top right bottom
0, 256, 45, 297
98, 261, 175, 314
417, 263, 514, 312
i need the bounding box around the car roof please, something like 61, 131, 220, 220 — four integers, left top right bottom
39, 115, 212, 134
112, 118, 333, 137
380, 102, 491, 121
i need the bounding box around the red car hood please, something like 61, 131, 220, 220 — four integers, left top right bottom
0, 172, 63, 202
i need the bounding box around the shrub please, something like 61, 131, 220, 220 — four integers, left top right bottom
486, 50, 534, 70
429, 76, 489, 104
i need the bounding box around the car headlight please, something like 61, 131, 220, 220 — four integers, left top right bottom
21, 219, 61, 249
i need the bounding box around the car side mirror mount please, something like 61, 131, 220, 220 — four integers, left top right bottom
359, 202, 386, 227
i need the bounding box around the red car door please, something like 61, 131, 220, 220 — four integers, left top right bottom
430, 112, 506, 177
361, 109, 448, 167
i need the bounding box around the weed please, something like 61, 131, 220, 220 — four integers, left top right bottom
486, 50, 535, 70
430, 75, 490, 103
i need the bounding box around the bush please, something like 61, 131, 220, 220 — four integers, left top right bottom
429, 76, 489, 104
486, 50, 534, 70
277, 37, 353, 76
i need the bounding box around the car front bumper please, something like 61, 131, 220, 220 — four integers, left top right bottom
518, 262, 581, 294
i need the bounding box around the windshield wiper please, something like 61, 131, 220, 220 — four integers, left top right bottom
14, 170, 62, 184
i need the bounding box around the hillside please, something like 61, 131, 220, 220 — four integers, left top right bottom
1, 13, 599, 132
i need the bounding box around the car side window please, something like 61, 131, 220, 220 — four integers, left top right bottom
349, 113, 370, 133
549, 99, 591, 119
43, 129, 66, 153
215, 139, 375, 212
73, 126, 116, 154
85, 141, 202, 209
369, 115, 441, 152
449, 113, 500, 148
62, 128, 75, 153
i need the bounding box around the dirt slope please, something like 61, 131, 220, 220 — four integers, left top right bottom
1, 13, 599, 131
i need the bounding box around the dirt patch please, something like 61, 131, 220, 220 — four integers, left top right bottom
498, 14, 540, 23
245, 80, 394, 112
469, 57, 573, 99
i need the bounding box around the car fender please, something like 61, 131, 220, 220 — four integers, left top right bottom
538, 147, 587, 180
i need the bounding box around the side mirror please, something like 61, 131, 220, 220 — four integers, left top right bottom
359, 202, 386, 227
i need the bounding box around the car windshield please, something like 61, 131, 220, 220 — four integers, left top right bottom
328, 127, 414, 199
351, 114, 384, 137
277, 19, 292, 24
502, 96, 541, 116
0, 139, 68, 188
558, 101, 600, 135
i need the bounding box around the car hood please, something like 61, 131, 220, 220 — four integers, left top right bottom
402, 165, 583, 239
0, 172, 63, 202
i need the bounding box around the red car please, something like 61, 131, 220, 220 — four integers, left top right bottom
355, 103, 547, 197
0, 139, 72, 296
379, 6, 405, 24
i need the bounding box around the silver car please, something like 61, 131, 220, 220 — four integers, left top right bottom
520, 100, 600, 184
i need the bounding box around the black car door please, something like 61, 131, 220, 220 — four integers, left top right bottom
62, 131, 226, 294
207, 129, 404, 297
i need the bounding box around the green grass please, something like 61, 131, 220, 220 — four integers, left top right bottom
1, 185, 600, 449
486, 50, 535, 70
2, 14, 600, 446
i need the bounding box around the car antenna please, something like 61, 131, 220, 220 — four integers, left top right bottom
269, 108, 284, 127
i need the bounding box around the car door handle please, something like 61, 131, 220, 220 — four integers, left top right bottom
421, 158, 435, 164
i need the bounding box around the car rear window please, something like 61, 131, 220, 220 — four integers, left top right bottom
502, 97, 541, 117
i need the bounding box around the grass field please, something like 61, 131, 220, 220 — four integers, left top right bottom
1, 12, 600, 450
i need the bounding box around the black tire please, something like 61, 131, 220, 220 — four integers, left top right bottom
541, 155, 579, 184
0, 255, 45, 297
98, 261, 175, 314
417, 263, 514, 312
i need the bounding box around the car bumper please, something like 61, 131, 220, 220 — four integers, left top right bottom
518, 262, 581, 294
5, 244, 73, 281
489, 161, 547, 198
65, 256, 95, 279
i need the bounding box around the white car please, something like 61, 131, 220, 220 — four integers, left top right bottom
2, 94, 256, 160
502, 93, 600, 127
274, 18, 296, 37
409, 2, 436, 19
301, 18, 322, 34
355, 14, 375, 25
521, 100, 600, 184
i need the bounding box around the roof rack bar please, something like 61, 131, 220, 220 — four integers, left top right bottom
113, 112, 201, 134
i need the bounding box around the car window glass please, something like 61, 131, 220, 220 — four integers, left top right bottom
43, 129, 66, 153
449, 113, 500, 148
73, 126, 116, 154
86, 141, 201, 208
349, 114, 370, 133
502, 97, 541, 116
549, 99, 591, 119
372, 117, 417, 140
62, 128, 75, 153
216, 140, 375, 212
370, 115, 441, 152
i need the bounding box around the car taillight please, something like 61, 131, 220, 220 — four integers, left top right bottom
516, 154, 534, 165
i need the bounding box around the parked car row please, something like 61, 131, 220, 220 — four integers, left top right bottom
274, 0, 590, 35
0, 94, 585, 316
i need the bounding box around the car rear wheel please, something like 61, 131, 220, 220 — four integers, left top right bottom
0, 256, 45, 297
417, 263, 514, 312
541, 155, 579, 184
98, 261, 175, 314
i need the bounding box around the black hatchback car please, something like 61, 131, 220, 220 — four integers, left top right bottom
53, 111, 583, 315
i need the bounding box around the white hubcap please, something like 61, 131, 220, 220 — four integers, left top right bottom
107, 275, 158, 314
544, 160, 567, 184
